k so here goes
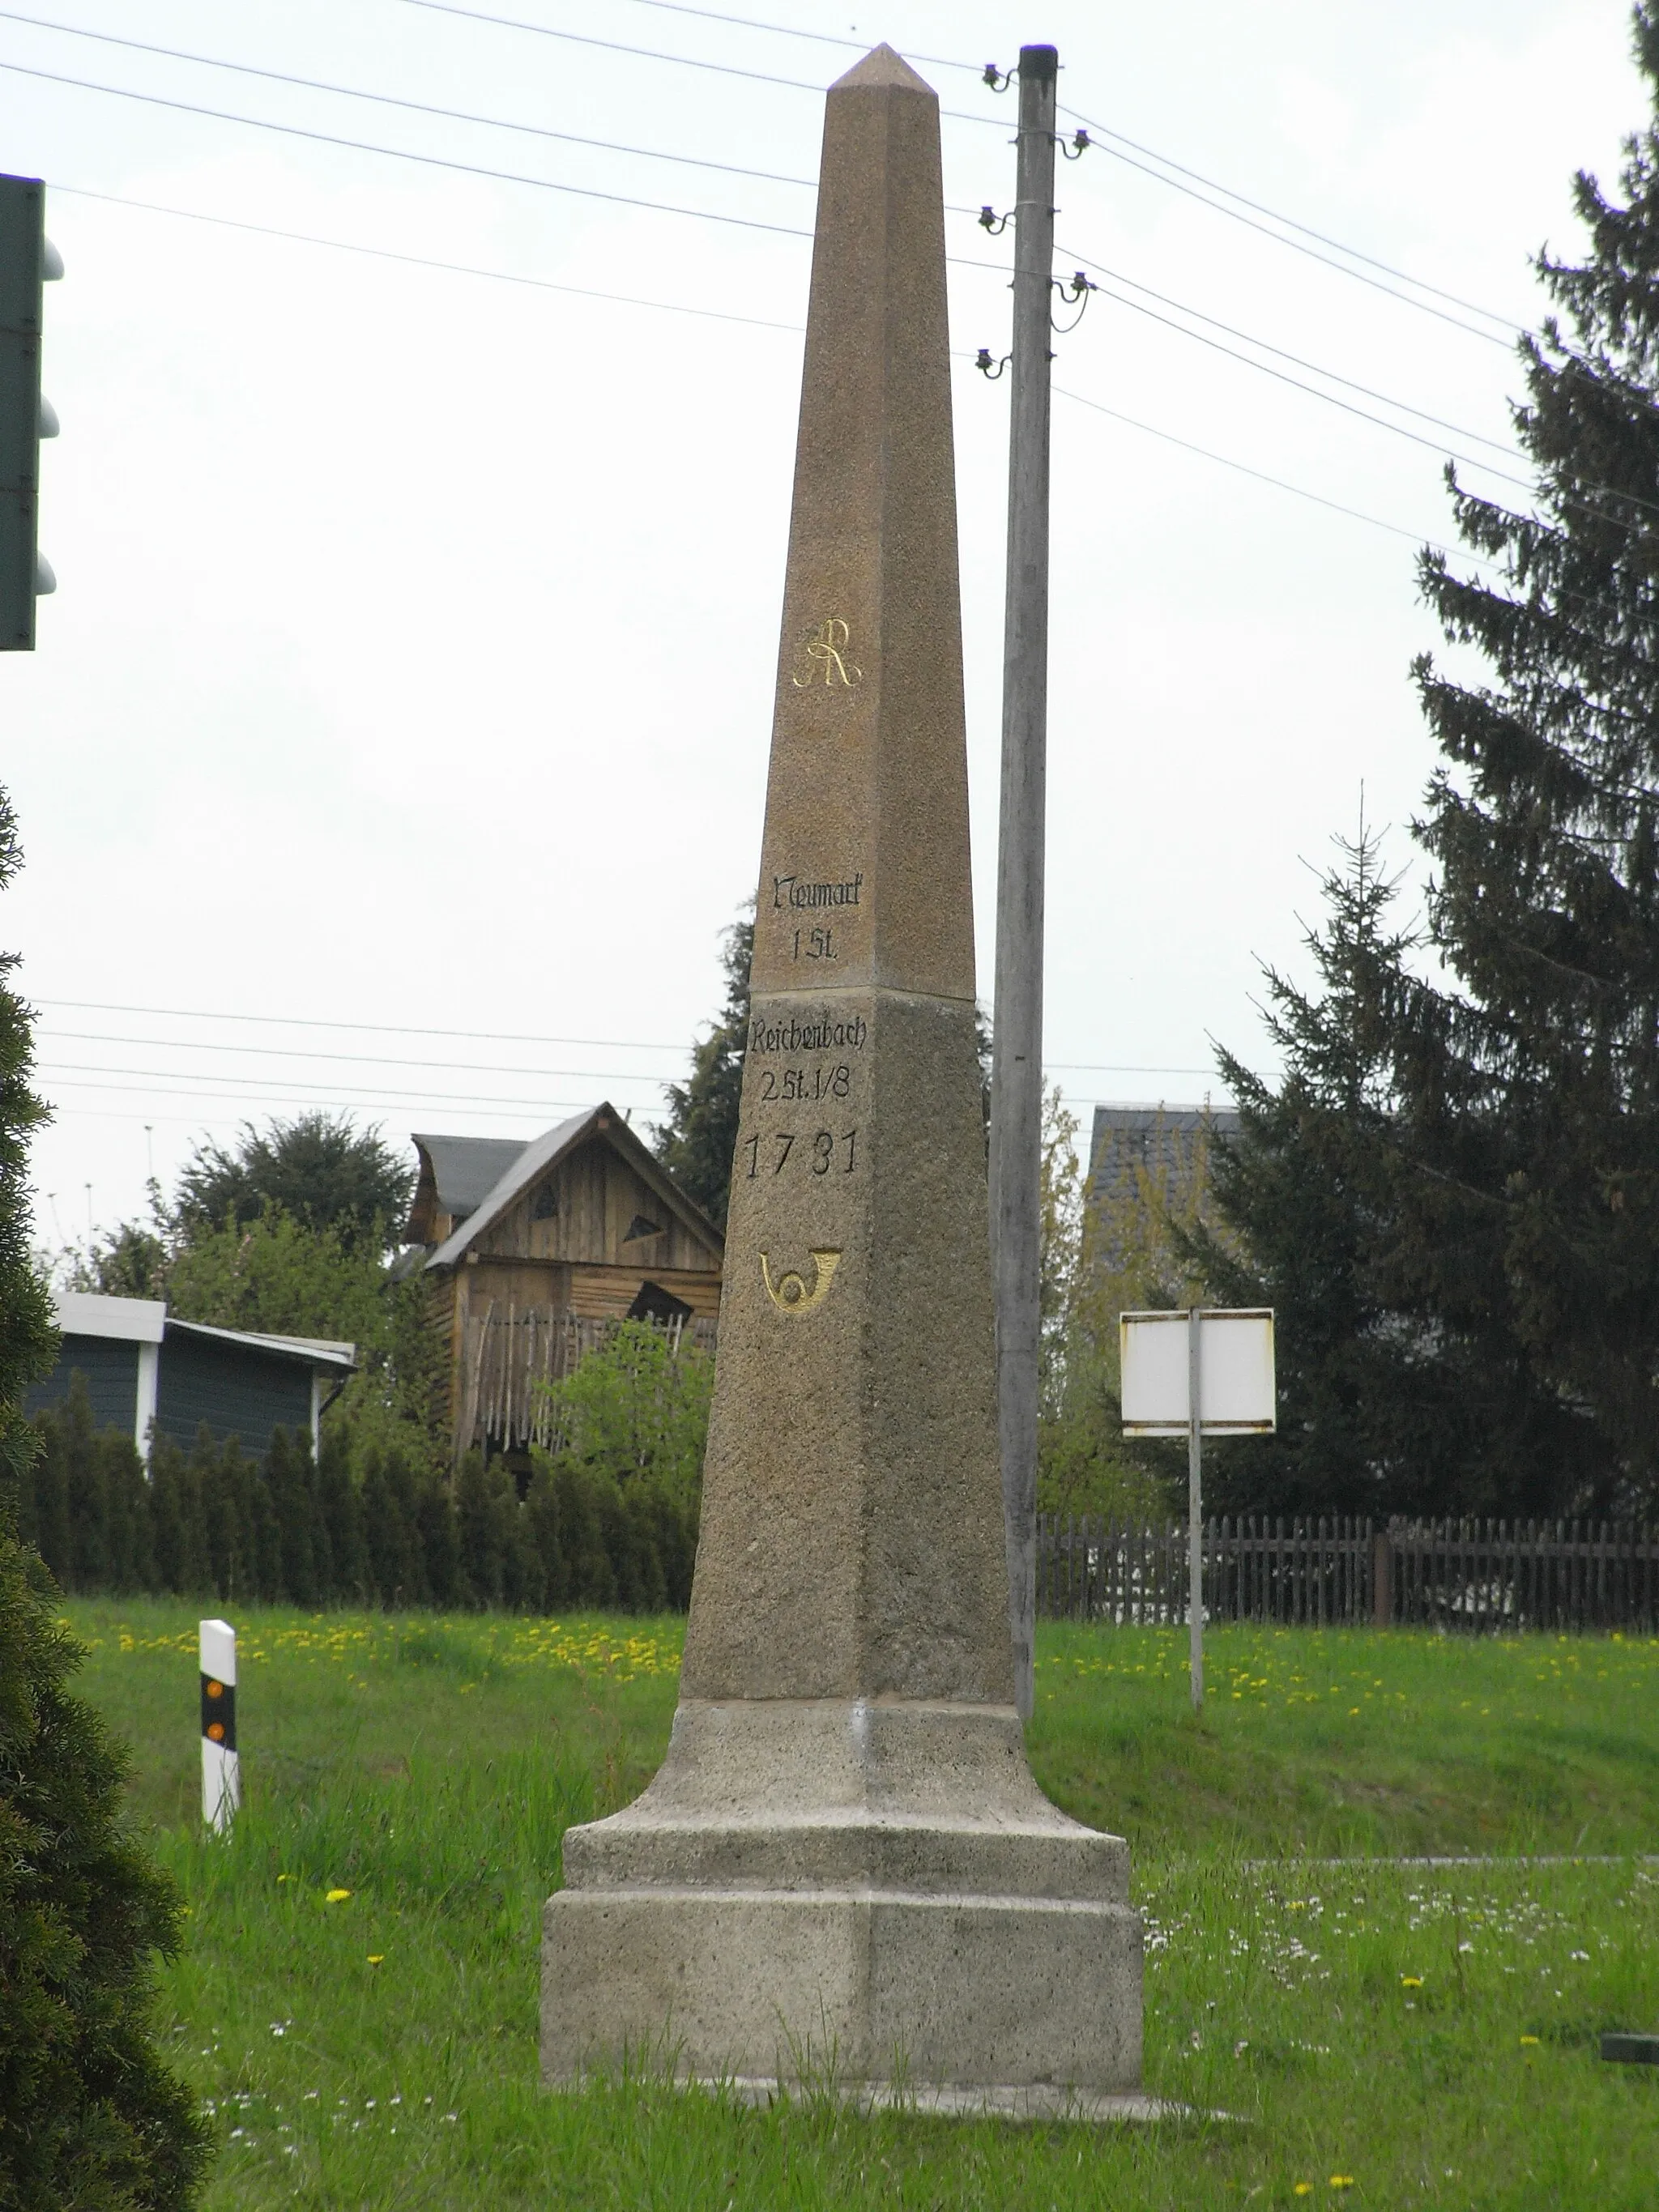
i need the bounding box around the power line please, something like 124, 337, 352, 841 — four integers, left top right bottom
34, 995, 689, 1051
1048, 1060, 1218, 1077
398, 0, 825, 92
39, 185, 1507, 575
393, 0, 1528, 347
51, 172, 1603, 586
1059, 102, 1518, 348
53, 183, 807, 334
390, 0, 1516, 381
1056, 243, 1521, 459
39, 1073, 599, 1124
613, 0, 979, 75
9, 15, 1530, 403
44, 177, 1572, 574
19, 66, 1011, 263
395, 0, 996, 122
0, 8, 821, 191
23, 40, 1529, 503
1053, 382, 1499, 565
38, 1021, 1220, 1086
11, 0, 1531, 356
8, 15, 996, 220
40, 1027, 682, 1082
1070, 259, 1537, 486
38, 1058, 663, 1110
1, 59, 816, 238
1068, 262, 1659, 538
1060, 101, 1517, 331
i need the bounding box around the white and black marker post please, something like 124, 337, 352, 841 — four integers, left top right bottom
199, 1617, 239, 1833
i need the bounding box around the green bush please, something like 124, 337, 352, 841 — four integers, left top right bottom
0, 1536, 210, 2210
0, 778, 207, 2208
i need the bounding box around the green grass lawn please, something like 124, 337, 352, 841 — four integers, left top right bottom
65, 1600, 1659, 2210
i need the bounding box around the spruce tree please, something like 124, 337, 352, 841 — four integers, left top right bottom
0, 1544, 209, 2210
1188, 828, 1601, 1518
317, 1430, 368, 1602
0, 785, 209, 2208
654, 909, 753, 1229
266, 1428, 318, 1606
1397, 3, 1659, 1507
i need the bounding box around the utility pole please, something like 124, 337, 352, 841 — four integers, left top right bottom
990, 44, 1058, 1726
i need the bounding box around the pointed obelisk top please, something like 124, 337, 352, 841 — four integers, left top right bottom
829, 41, 935, 95
744, 30, 972, 1009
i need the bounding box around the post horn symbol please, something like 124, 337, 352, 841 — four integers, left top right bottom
760, 1249, 841, 1315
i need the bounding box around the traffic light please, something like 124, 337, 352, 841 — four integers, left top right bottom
1, 173, 61, 653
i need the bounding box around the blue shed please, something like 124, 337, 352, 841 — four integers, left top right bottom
26, 1292, 356, 1461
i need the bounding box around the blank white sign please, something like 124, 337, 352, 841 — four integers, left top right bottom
1120, 1309, 1277, 1435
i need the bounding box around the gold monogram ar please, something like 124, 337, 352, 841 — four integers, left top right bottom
790, 617, 861, 690
760, 1248, 842, 1315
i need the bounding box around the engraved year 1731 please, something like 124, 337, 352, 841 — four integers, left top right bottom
756, 1062, 852, 1104
742, 1129, 859, 1179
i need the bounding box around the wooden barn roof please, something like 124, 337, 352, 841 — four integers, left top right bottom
421, 1104, 723, 1272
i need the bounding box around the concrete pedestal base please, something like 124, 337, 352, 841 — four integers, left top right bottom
541, 1700, 1143, 2099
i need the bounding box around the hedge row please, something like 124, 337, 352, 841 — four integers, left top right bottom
20, 1377, 698, 1613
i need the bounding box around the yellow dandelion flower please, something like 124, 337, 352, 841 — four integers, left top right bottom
325, 1888, 352, 1903
367, 1954, 385, 1966
1294, 2186, 1313, 2197
1520, 2034, 1540, 2047
1329, 2179, 1354, 2191
1401, 1975, 1422, 1988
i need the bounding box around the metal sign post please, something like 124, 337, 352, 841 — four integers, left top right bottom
1121, 1307, 1277, 1715
1187, 1306, 1204, 1711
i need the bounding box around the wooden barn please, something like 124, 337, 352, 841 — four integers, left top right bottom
407, 1104, 723, 1469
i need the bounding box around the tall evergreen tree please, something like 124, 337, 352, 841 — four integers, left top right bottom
1392, 5, 1659, 1508
654, 909, 753, 1230
0, 786, 209, 2209
1188, 828, 1602, 1518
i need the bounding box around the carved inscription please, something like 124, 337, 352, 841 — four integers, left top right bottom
773, 872, 862, 910
755, 1062, 851, 1105
742, 1128, 859, 1180
748, 1012, 868, 1055
790, 617, 861, 689
766, 874, 863, 965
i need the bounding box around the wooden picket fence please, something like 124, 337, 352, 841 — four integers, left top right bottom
1036, 1515, 1659, 1634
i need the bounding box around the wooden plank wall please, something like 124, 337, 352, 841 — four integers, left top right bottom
475, 1140, 720, 1276
455, 1308, 718, 1460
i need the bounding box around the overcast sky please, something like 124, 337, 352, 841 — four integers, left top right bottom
1, 0, 1645, 1248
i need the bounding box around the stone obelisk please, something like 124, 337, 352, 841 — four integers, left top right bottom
542, 45, 1142, 2109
